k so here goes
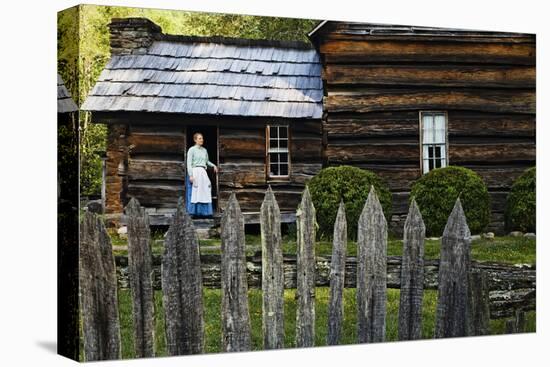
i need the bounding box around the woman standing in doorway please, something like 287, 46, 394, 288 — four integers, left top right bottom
185, 132, 218, 217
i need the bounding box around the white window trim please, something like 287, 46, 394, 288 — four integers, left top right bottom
419, 111, 449, 174
266, 124, 291, 179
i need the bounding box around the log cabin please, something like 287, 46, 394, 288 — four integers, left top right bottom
82, 18, 323, 226
307, 21, 535, 233
82, 18, 535, 234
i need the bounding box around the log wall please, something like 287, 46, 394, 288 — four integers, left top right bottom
315, 23, 536, 234
105, 124, 128, 215
100, 113, 322, 217
217, 118, 322, 213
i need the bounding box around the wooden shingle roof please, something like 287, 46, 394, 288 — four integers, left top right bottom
57, 74, 78, 114
82, 37, 323, 119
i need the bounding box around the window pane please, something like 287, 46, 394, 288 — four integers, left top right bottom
279, 126, 288, 139
269, 126, 277, 139
435, 146, 441, 159
434, 114, 446, 143
270, 163, 278, 176
428, 146, 434, 159
279, 138, 288, 149
429, 158, 434, 171
423, 114, 434, 143
279, 163, 288, 176
270, 153, 279, 164
269, 138, 278, 150
280, 153, 288, 164
423, 159, 430, 174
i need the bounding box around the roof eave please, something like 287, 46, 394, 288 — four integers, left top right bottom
307, 20, 330, 40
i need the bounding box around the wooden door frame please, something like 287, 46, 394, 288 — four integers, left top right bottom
184, 124, 220, 214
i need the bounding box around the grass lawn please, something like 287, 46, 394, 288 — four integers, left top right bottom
112, 232, 536, 266
113, 288, 535, 359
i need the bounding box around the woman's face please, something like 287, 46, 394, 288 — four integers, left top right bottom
194, 134, 204, 146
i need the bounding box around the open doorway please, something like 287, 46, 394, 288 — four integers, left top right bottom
186, 125, 219, 213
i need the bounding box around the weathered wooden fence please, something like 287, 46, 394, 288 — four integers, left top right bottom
80, 189, 534, 360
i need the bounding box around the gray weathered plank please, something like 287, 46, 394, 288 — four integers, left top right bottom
398, 199, 425, 341
162, 198, 204, 355
221, 193, 252, 352
506, 309, 527, 334
80, 212, 121, 361
468, 269, 490, 336
357, 186, 387, 343
125, 198, 155, 357
295, 186, 317, 348
327, 200, 347, 345
435, 198, 472, 338
260, 186, 285, 349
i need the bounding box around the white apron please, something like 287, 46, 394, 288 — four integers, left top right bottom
191, 166, 212, 203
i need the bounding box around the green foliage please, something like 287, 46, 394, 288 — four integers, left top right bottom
505, 167, 536, 232
410, 166, 491, 236
307, 166, 392, 241
58, 4, 318, 196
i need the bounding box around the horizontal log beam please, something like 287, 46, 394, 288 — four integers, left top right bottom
325, 90, 535, 114
466, 165, 533, 190
324, 64, 535, 88
326, 143, 419, 164
220, 136, 264, 158
320, 40, 535, 65
128, 133, 185, 154
218, 188, 303, 212
127, 159, 184, 181
448, 112, 535, 137
449, 143, 535, 164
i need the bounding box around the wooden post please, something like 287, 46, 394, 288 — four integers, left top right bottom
435, 198, 471, 338
515, 310, 526, 333
125, 197, 155, 358
398, 199, 425, 341
506, 310, 526, 334
295, 186, 316, 348
162, 198, 204, 355
260, 186, 285, 349
357, 186, 387, 343
505, 319, 517, 334
79, 211, 121, 361
468, 269, 490, 336
221, 193, 252, 352
327, 200, 347, 345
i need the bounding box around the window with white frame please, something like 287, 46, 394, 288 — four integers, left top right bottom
421, 112, 447, 174
267, 124, 289, 178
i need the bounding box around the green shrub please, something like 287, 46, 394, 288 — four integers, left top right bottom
307, 166, 392, 241
410, 166, 490, 236
505, 167, 536, 233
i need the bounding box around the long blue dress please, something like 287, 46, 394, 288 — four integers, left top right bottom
185, 172, 213, 217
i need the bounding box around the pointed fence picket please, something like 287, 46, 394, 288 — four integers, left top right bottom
162, 198, 204, 355
125, 197, 155, 358
357, 186, 387, 343
220, 193, 252, 352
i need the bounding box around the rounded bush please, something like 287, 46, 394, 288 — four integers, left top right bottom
505, 167, 536, 233
307, 165, 392, 240
410, 166, 490, 236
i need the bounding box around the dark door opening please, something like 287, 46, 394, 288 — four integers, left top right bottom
186, 125, 219, 213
